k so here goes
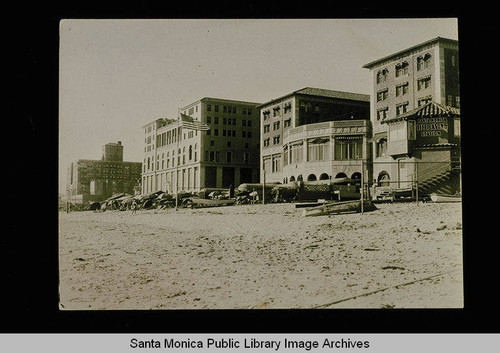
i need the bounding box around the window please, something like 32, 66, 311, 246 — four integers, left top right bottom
223, 106, 227, 113
377, 107, 388, 121
307, 141, 328, 161
247, 120, 251, 127
242, 131, 247, 138
263, 110, 270, 120
223, 118, 227, 125
290, 143, 303, 163
263, 124, 270, 133
232, 119, 236, 125
396, 83, 409, 97
417, 76, 431, 91
273, 121, 280, 130
334, 138, 363, 160
243, 152, 250, 164
418, 96, 432, 106
263, 138, 270, 147
454, 118, 461, 137
227, 141, 231, 148
215, 105, 219, 112
396, 102, 409, 116
284, 119, 291, 128
263, 158, 271, 173
395, 62, 409, 77
273, 135, 280, 145
247, 131, 251, 138
214, 117, 219, 124
377, 69, 389, 84
377, 89, 388, 102
214, 129, 219, 136
248, 109, 252, 115
376, 139, 387, 158
272, 155, 281, 173
232, 107, 236, 114
242, 108, 247, 115
408, 120, 416, 140
222, 129, 226, 136
273, 106, 280, 117
226, 151, 232, 163
417, 53, 432, 71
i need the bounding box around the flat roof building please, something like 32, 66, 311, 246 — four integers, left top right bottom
141, 97, 261, 194
258, 87, 371, 185
66, 141, 142, 204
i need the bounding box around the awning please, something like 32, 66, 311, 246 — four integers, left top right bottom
308, 137, 330, 144
369, 131, 387, 143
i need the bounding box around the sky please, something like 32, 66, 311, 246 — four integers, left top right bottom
59, 18, 459, 193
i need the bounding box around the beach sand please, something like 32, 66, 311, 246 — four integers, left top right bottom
58, 202, 463, 310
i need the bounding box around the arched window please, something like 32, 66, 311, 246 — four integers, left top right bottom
351, 172, 361, 180
297, 174, 303, 182
289, 176, 296, 182
319, 173, 330, 180
395, 61, 409, 77
335, 172, 348, 179
378, 171, 390, 186
307, 174, 317, 181
377, 68, 389, 83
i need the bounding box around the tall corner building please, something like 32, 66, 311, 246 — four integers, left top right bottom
363, 37, 461, 194
141, 97, 261, 194
258, 87, 371, 185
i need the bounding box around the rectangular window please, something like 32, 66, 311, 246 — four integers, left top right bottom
377, 89, 388, 102
226, 151, 232, 163
272, 155, 281, 173
396, 83, 409, 96
408, 120, 416, 140
263, 124, 270, 133
417, 76, 431, 91
308, 142, 328, 161
334, 139, 363, 160
454, 118, 461, 137
290, 144, 303, 163
215, 105, 219, 112
396, 102, 409, 116
243, 152, 250, 164
377, 107, 388, 121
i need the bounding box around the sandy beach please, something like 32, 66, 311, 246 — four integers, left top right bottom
58, 202, 463, 310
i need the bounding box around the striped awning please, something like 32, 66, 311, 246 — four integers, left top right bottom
382, 102, 460, 124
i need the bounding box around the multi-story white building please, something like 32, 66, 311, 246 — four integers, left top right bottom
141, 97, 261, 194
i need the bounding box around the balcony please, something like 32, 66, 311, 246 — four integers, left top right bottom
283, 120, 370, 145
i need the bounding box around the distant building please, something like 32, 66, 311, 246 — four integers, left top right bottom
363, 37, 461, 194
66, 141, 142, 204
141, 97, 261, 194
258, 87, 371, 184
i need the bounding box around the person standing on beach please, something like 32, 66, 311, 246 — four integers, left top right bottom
131, 200, 138, 214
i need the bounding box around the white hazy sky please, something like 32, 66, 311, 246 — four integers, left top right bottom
59, 18, 458, 193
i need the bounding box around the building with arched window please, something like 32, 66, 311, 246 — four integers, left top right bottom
363, 37, 460, 195
258, 87, 370, 185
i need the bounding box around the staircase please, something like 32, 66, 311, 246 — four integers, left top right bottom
417, 162, 454, 195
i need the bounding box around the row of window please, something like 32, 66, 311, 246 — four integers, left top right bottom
376, 54, 432, 84
206, 104, 253, 115
206, 116, 253, 126
377, 76, 432, 102
263, 139, 364, 173
376, 96, 433, 120
205, 150, 251, 164
206, 129, 253, 138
